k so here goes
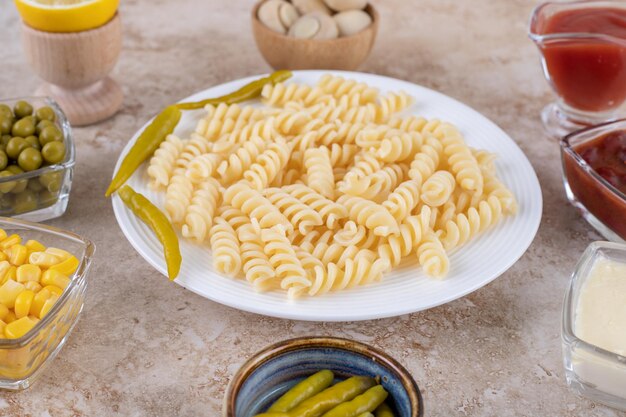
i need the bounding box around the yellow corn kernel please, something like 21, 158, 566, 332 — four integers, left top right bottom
27, 315, 40, 323
4, 310, 15, 324
14, 290, 34, 319
30, 288, 51, 317
39, 294, 59, 318
45, 248, 71, 262
4, 266, 16, 282
0, 234, 20, 250
0, 304, 7, 320
0, 280, 25, 309
0, 319, 5, 337
0, 261, 10, 285
28, 252, 61, 268
24, 281, 42, 292
25, 240, 46, 253
0, 252, 7, 263
43, 285, 63, 296
49, 256, 79, 276
41, 269, 70, 289
8, 244, 28, 266
4, 316, 37, 339
16, 264, 41, 283
0, 229, 7, 242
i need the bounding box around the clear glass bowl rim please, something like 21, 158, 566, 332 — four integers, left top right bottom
0, 216, 94, 348
559, 118, 626, 204
528, 0, 626, 46
562, 241, 626, 365
0, 96, 75, 183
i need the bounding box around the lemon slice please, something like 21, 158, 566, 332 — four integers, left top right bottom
15, 0, 119, 33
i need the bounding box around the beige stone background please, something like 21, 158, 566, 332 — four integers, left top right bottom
0, 0, 620, 416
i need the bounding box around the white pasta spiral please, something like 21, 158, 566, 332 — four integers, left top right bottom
262, 82, 327, 107
316, 74, 379, 104
264, 188, 324, 235
261, 227, 310, 298
304, 147, 335, 199
421, 170, 456, 207
165, 173, 194, 224
337, 195, 400, 236
378, 206, 433, 267
416, 232, 449, 278
382, 179, 422, 220
435, 123, 483, 194
223, 182, 293, 234
209, 216, 242, 277
147, 134, 185, 189
283, 184, 348, 229
236, 223, 276, 292
243, 139, 292, 190
181, 177, 221, 243
375, 91, 413, 123
216, 135, 268, 185
409, 134, 443, 184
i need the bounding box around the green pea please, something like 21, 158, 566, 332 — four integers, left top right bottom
11, 118, 35, 138
1, 135, 11, 148
6, 137, 28, 160
0, 194, 14, 211
0, 171, 16, 194
27, 178, 44, 192
24, 135, 40, 150
42, 141, 65, 164
39, 125, 63, 145
0, 116, 12, 135
36, 119, 54, 136
6, 165, 27, 194
18, 148, 43, 171
0, 151, 7, 171
0, 105, 12, 119
13, 101, 33, 119
38, 189, 58, 207
35, 106, 56, 122
13, 190, 37, 214
39, 171, 62, 192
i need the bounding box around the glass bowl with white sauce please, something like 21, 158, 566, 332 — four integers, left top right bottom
562, 241, 626, 411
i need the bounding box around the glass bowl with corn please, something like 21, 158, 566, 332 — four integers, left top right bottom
0, 217, 94, 390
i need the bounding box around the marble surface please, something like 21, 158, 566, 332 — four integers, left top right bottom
0, 0, 621, 416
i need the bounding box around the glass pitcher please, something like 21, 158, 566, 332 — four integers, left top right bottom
529, 1, 626, 138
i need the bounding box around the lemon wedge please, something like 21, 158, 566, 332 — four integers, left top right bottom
14, 0, 119, 33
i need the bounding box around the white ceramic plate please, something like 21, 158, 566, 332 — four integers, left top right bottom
112, 70, 542, 322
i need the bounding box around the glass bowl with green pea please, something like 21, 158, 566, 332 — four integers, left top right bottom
0, 97, 74, 222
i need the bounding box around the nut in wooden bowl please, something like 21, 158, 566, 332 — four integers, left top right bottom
252, 0, 379, 70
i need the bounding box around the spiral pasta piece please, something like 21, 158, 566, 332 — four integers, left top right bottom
196, 103, 264, 140
382, 179, 422, 220
261, 227, 310, 298
243, 139, 292, 190
223, 182, 293, 234
216, 135, 269, 184
388, 115, 428, 133
316, 74, 379, 104
165, 173, 194, 224
376, 130, 424, 162
186, 152, 222, 184
209, 216, 242, 277
408, 134, 443, 184
214, 118, 277, 153
340, 163, 406, 201
310, 252, 390, 295
181, 178, 221, 243
264, 188, 324, 235
325, 144, 359, 168
337, 195, 400, 236
415, 232, 449, 278
378, 206, 433, 267
304, 147, 335, 199
435, 123, 483, 194
421, 170, 456, 207
236, 223, 276, 291
375, 91, 413, 122
436, 195, 504, 251
147, 134, 185, 189
334, 221, 379, 249
171, 133, 214, 176
262, 82, 327, 107
283, 184, 348, 229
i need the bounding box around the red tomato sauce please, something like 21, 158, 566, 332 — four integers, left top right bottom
564, 130, 626, 239
538, 8, 626, 112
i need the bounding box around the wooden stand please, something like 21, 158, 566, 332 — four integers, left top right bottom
21, 14, 123, 126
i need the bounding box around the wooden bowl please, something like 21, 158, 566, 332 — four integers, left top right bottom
21, 14, 123, 126
251, 1, 379, 71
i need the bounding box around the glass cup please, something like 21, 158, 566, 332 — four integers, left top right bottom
562, 241, 626, 411
529, 1, 626, 138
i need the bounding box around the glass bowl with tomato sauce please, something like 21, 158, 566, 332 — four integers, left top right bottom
561, 120, 626, 242
530, 1, 626, 138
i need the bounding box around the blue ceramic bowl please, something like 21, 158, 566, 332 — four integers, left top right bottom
223, 337, 423, 417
